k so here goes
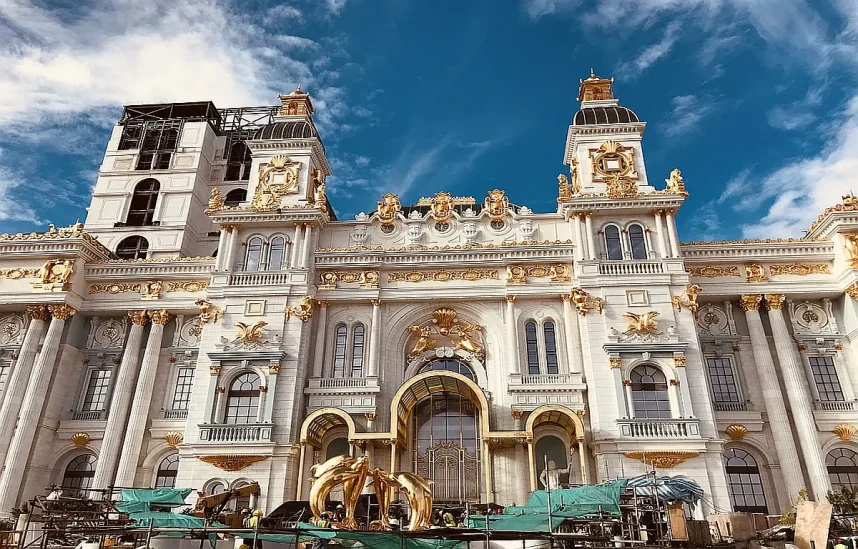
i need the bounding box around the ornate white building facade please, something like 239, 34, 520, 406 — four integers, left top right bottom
0, 74, 857, 517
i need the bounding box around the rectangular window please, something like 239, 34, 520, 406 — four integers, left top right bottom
525, 322, 540, 375
351, 327, 365, 377
333, 327, 347, 378
171, 368, 195, 410
810, 356, 844, 402
706, 357, 741, 403
544, 323, 559, 375
82, 370, 112, 411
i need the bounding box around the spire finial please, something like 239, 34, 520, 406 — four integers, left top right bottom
590, 68, 595, 78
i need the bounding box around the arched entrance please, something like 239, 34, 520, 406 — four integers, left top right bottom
296, 408, 357, 499
525, 405, 588, 491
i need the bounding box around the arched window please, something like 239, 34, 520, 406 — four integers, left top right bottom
116, 235, 149, 260
326, 437, 351, 460
630, 365, 671, 419
525, 321, 540, 374
628, 224, 647, 260
245, 236, 264, 271
126, 179, 160, 226
155, 454, 180, 488
827, 448, 858, 491
604, 225, 623, 260
232, 481, 255, 511
225, 142, 252, 181
224, 188, 247, 207
332, 325, 347, 378
62, 454, 97, 496
351, 325, 365, 377
419, 359, 476, 382
225, 372, 261, 424
535, 435, 569, 487
544, 322, 559, 375
206, 481, 226, 496
724, 448, 767, 513
268, 236, 286, 270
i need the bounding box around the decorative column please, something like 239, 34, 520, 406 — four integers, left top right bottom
572, 213, 585, 262
561, 295, 583, 374
765, 294, 831, 499
300, 223, 314, 269
311, 302, 329, 377
652, 210, 668, 259
256, 385, 267, 423
577, 439, 589, 484
215, 226, 230, 270
91, 311, 148, 492
740, 294, 807, 500
290, 223, 303, 268
482, 442, 495, 503
203, 365, 221, 423
610, 358, 629, 417
527, 440, 537, 492
673, 356, 695, 417
584, 212, 597, 260
114, 310, 170, 488
664, 209, 680, 258
367, 300, 381, 377
296, 442, 308, 499
222, 225, 241, 271
0, 305, 49, 452
0, 305, 75, 513
264, 364, 279, 422
504, 296, 519, 375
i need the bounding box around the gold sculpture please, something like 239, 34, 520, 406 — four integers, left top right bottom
834, 424, 856, 441
252, 155, 301, 210
557, 174, 572, 202
843, 234, 858, 267
569, 288, 605, 315
286, 296, 315, 322
570, 158, 582, 194
34, 259, 75, 291
624, 451, 699, 468
725, 424, 748, 440
408, 326, 436, 356
207, 188, 225, 212
744, 263, 768, 282
671, 284, 702, 314
664, 168, 688, 196
196, 299, 222, 325
376, 193, 401, 227
622, 311, 660, 334
141, 280, 163, 300
452, 323, 483, 354
314, 180, 327, 212
235, 321, 267, 343
71, 432, 90, 447
430, 191, 454, 223
408, 307, 484, 356
484, 189, 509, 222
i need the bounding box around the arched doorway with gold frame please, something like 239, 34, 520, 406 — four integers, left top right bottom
525, 405, 588, 492
296, 408, 357, 499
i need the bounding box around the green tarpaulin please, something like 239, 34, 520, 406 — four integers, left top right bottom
128, 512, 227, 529
503, 479, 628, 518
116, 489, 193, 513
467, 514, 565, 531
259, 523, 466, 549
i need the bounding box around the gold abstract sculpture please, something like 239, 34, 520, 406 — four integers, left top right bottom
286, 296, 315, 322
207, 188, 225, 212
671, 284, 703, 315
569, 288, 605, 315
408, 307, 484, 356
484, 189, 509, 222
376, 193, 401, 228
34, 259, 75, 291
664, 168, 688, 196
623, 311, 660, 334
196, 299, 222, 325
430, 191, 454, 223
235, 321, 267, 343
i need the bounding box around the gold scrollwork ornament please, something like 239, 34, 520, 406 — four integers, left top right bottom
285, 296, 315, 322
484, 189, 509, 222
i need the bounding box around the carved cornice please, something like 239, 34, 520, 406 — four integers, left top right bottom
0, 268, 40, 280
624, 451, 699, 468
388, 269, 497, 283
686, 266, 740, 278
48, 304, 76, 320
90, 282, 142, 294
739, 295, 761, 311
769, 263, 831, 276
199, 455, 268, 471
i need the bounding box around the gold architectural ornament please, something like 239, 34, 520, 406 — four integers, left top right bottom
47, 304, 76, 321
365, 412, 377, 422
252, 155, 301, 210
769, 263, 831, 276
506, 264, 570, 284
0, 222, 112, 257
764, 294, 785, 310
624, 451, 700, 468
575, 409, 587, 419
739, 294, 762, 311
686, 266, 741, 278
557, 174, 572, 202
141, 280, 163, 300
315, 238, 575, 253
89, 282, 142, 294
166, 281, 208, 292
71, 432, 90, 447
664, 168, 688, 196
569, 288, 605, 315
408, 327, 435, 356
571, 158, 582, 194
833, 424, 857, 441
590, 141, 638, 187
429, 191, 454, 223
285, 296, 315, 322
0, 268, 40, 280
505, 295, 517, 303
622, 311, 660, 334
128, 310, 148, 326
33, 259, 75, 291
196, 299, 222, 325
847, 283, 858, 300
314, 179, 328, 212
484, 189, 509, 222
235, 321, 267, 342
278, 85, 314, 115
199, 455, 267, 471
725, 424, 748, 440
26, 305, 50, 322
206, 188, 225, 213
408, 307, 484, 356
210, 365, 222, 375
673, 355, 687, 367
549, 264, 571, 282
164, 431, 184, 446
609, 357, 622, 369
376, 193, 402, 228
744, 264, 769, 283
843, 234, 858, 267
511, 410, 524, 420
388, 269, 498, 283
605, 174, 639, 199
319, 270, 380, 289
148, 309, 172, 325
577, 69, 614, 101
671, 284, 703, 315
269, 364, 281, 374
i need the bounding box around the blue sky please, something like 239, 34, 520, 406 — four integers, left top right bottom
0, 0, 857, 241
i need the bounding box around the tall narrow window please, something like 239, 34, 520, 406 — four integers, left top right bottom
82, 370, 111, 411
628, 224, 647, 259
544, 322, 559, 375
126, 179, 160, 226
351, 325, 365, 377
604, 225, 623, 260
171, 367, 195, 411
630, 365, 671, 419
810, 356, 844, 402
224, 188, 247, 207
224, 142, 252, 181
155, 454, 180, 488
706, 357, 741, 409
62, 454, 97, 497
225, 373, 261, 424
245, 237, 264, 272
724, 449, 767, 513
827, 448, 858, 491
136, 122, 179, 170
268, 237, 286, 270
116, 235, 150, 260
525, 321, 540, 374
332, 326, 347, 378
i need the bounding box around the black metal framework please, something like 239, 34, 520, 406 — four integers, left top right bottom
630, 365, 671, 419
525, 321, 540, 374
827, 448, 858, 490
155, 454, 179, 488
628, 224, 647, 260
706, 357, 741, 404
224, 188, 247, 206
419, 359, 476, 382
605, 225, 623, 260
724, 448, 767, 513
134, 121, 180, 170
126, 179, 160, 226
62, 454, 98, 496
171, 367, 195, 410
225, 372, 261, 424
544, 322, 559, 375
82, 370, 111, 411
809, 356, 844, 402
116, 235, 150, 260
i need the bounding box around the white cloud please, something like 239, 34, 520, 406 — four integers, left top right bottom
663, 95, 717, 136
267, 4, 303, 21
326, 0, 348, 15
616, 21, 682, 79
0, 165, 39, 224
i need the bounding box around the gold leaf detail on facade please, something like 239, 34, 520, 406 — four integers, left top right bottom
167, 281, 209, 292
624, 451, 699, 468
834, 424, 856, 441
141, 280, 163, 300
0, 268, 40, 280
429, 191, 453, 223
388, 270, 498, 283
286, 296, 315, 322
199, 455, 267, 471
71, 432, 90, 447
408, 307, 484, 357
318, 271, 380, 289
725, 424, 748, 440
165, 431, 184, 446
686, 266, 741, 278
33, 259, 75, 292
90, 283, 142, 294
506, 264, 570, 284
744, 264, 769, 283
252, 155, 301, 210
376, 193, 402, 228
806, 194, 858, 235
484, 189, 509, 222
739, 294, 761, 311
664, 168, 688, 196
569, 288, 605, 316
847, 283, 858, 300
608, 357, 622, 369
148, 310, 172, 325
196, 299, 222, 325
622, 312, 659, 334
235, 321, 267, 342
206, 188, 225, 213
47, 304, 76, 320
671, 284, 702, 315
769, 264, 832, 276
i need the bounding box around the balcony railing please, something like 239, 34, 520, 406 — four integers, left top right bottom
199, 423, 272, 443
163, 409, 189, 419
228, 271, 290, 286
617, 418, 700, 438
713, 402, 749, 412
72, 410, 108, 421
509, 373, 580, 386
815, 400, 858, 412
310, 378, 371, 389
598, 261, 664, 276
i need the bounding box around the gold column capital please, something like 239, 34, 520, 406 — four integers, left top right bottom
561, 293, 572, 303
47, 304, 76, 320
128, 310, 149, 326
148, 309, 172, 325
25, 304, 50, 321
317, 300, 329, 308
847, 282, 858, 300
609, 356, 622, 369
370, 299, 382, 307
739, 294, 762, 311
505, 295, 517, 303
764, 294, 786, 310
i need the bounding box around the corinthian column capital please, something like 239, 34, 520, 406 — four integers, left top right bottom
764, 294, 786, 310
739, 294, 762, 311
148, 309, 172, 325
47, 304, 76, 320
25, 305, 50, 321
128, 310, 149, 326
